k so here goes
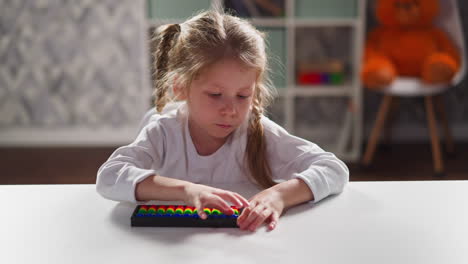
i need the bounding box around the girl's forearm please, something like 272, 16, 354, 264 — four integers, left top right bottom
270, 178, 314, 208
135, 175, 192, 202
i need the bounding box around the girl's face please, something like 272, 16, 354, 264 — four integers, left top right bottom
181, 58, 257, 143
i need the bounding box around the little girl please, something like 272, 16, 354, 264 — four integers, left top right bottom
96, 10, 349, 232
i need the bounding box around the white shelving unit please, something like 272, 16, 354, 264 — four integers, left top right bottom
147, 0, 367, 162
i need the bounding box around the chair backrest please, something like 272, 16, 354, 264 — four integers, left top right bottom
436, 0, 466, 86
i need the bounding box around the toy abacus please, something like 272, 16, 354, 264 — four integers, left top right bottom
131, 205, 242, 228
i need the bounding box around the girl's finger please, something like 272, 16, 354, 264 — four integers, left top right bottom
193, 199, 206, 220
246, 208, 271, 232
268, 211, 279, 230
237, 206, 251, 227
204, 195, 232, 215
239, 205, 264, 230
232, 192, 250, 208
216, 192, 243, 210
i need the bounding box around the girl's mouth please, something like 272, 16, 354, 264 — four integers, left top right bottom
216, 124, 232, 129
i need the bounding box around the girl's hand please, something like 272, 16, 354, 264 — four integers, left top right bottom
183, 183, 249, 219
237, 188, 285, 231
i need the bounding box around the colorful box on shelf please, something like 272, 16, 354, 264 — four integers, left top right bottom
298, 72, 344, 85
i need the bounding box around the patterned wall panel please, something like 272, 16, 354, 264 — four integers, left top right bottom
0, 0, 150, 144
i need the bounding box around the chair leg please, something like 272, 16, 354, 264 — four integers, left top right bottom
383, 97, 400, 148
362, 95, 394, 166
425, 96, 444, 175
434, 95, 454, 154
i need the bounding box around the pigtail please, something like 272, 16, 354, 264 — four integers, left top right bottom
246, 88, 276, 189
151, 24, 181, 112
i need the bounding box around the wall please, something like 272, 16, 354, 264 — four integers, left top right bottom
1, 0, 467, 145
0, 0, 150, 145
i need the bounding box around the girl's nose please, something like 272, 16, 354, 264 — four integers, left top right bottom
221, 98, 236, 116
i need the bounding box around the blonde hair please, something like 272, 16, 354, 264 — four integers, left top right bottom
150, 10, 276, 189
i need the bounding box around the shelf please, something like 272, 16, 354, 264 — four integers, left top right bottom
148, 18, 359, 28
261, 27, 286, 89
293, 18, 358, 27
247, 18, 286, 27
292, 86, 352, 96
148, 0, 211, 20
247, 18, 358, 28
275, 86, 352, 97
148, 18, 184, 26
146, 0, 366, 162
295, 0, 358, 18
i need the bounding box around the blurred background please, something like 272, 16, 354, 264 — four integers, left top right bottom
1, 0, 467, 185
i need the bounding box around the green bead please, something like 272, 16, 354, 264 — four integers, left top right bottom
211, 209, 221, 215
330, 72, 344, 85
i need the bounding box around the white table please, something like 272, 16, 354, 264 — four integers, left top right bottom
1, 181, 468, 264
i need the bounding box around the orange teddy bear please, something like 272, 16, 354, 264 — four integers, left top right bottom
361, 0, 461, 90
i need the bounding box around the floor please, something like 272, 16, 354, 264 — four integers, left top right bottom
1, 143, 467, 185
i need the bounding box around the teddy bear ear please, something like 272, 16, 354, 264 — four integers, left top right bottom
375, 0, 440, 27
418, 0, 440, 25
375, 0, 401, 26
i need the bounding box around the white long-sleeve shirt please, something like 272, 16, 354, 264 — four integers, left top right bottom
96, 103, 349, 203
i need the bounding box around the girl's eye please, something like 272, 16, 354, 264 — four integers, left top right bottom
208, 93, 221, 98
237, 95, 250, 99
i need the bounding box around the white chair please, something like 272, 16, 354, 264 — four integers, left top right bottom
361, 0, 466, 176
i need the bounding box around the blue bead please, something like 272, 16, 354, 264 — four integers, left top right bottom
321, 73, 332, 84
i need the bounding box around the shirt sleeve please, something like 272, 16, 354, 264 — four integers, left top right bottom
262, 117, 349, 203
96, 120, 166, 203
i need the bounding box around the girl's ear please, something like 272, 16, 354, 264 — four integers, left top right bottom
173, 77, 187, 100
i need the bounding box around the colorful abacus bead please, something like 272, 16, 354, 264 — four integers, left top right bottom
148, 206, 157, 215
183, 207, 193, 216
211, 209, 222, 218
192, 208, 199, 218
137, 206, 148, 216
166, 206, 175, 215
231, 206, 240, 215
175, 206, 184, 216
203, 208, 212, 217
156, 206, 166, 215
